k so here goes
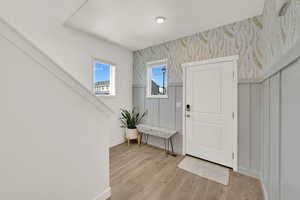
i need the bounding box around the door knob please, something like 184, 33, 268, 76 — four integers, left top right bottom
186, 114, 190, 118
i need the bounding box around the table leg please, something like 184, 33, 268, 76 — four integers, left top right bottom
146, 134, 149, 144
170, 137, 174, 153
164, 139, 167, 156
137, 134, 141, 146
167, 138, 170, 156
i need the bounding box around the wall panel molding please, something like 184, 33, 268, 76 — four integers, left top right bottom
133, 83, 262, 174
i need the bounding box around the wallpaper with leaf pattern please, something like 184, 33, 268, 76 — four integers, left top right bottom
261, 0, 300, 70
133, 0, 300, 85
133, 16, 264, 84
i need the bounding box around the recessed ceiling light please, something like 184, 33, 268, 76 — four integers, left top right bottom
155, 16, 166, 24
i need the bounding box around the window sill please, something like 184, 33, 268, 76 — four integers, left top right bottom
95, 95, 116, 98
146, 95, 168, 99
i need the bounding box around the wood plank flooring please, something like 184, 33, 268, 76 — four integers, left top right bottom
109, 143, 263, 200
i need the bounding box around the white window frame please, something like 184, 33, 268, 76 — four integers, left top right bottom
146, 59, 168, 98
93, 58, 116, 97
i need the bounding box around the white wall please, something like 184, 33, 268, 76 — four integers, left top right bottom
0, 0, 133, 147
0, 20, 111, 200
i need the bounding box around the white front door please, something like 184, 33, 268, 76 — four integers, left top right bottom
184, 57, 238, 169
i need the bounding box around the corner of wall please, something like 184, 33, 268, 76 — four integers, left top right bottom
238, 167, 262, 180
93, 187, 111, 200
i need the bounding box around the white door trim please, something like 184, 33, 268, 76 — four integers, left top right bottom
182, 55, 239, 171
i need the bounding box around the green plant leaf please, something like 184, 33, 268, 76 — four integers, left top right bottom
120, 108, 147, 129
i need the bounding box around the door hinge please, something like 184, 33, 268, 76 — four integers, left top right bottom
232, 152, 235, 160
233, 71, 235, 80
232, 112, 235, 119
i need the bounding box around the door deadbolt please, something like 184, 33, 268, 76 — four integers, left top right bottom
186, 104, 191, 111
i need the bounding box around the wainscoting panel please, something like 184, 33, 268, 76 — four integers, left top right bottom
133, 83, 261, 175
133, 42, 300, 200
238, 83, 261, 177
269, 73, 281, 200
159, 87, 176, 129
133, 85, 183, 154
261, 79, 270, 196
175, 86, 183, 132
281, 59, 300, 200
259, 60, 300, 200
238, 84, 251, 170
250, 83, 261, 175
257, 51, 300, 200
261, 61, 300, 200
145, 98, 160, 126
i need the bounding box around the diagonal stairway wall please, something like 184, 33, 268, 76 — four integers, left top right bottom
0, 0, 133, 147
0, 18, 113, 200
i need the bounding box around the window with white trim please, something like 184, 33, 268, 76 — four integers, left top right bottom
147, 59, 168, 98
93, 59, 116, 96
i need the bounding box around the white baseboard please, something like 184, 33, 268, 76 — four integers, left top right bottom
238, 167, 261, 179
261, 181, 268, 200
239, 168, 268, 199
93, 187, 111, 200
110, 137, 125, 148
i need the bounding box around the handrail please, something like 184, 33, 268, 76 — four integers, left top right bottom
0, 17, 113, 116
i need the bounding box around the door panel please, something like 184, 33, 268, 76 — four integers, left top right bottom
194, 123, 223, 150
191, 69, 221, 113
186, 61, 235, 168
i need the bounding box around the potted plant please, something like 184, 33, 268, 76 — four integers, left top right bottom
120, 108, 146, 140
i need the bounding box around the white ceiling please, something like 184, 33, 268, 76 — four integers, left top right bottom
66, 0, 265, 50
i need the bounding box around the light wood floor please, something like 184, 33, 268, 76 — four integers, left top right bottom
109, 143, 263, 200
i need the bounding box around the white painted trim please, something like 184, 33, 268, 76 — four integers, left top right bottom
134, 41, 300, 87
92, 56, 116, 67
146, 59, 168, 98
182, 55, 239, 68
182, 65, 187, 155
232, 59, 238, 172
238, 79, 261, 84
146, 95, 168, 99
261, 181, 269, 200
133, 80, 260, 88
146, 59, 168, 66
133, 82, 183, 88
92, 187, 111, 200
168, 82, 183, 87
92, 58, 116, 97
181, 55, 239, 171
238, 167, 261, 179
0, 17, 113, 117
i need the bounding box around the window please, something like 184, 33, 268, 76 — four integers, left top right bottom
147, 59, 168, 98
93, 59, 116, 96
